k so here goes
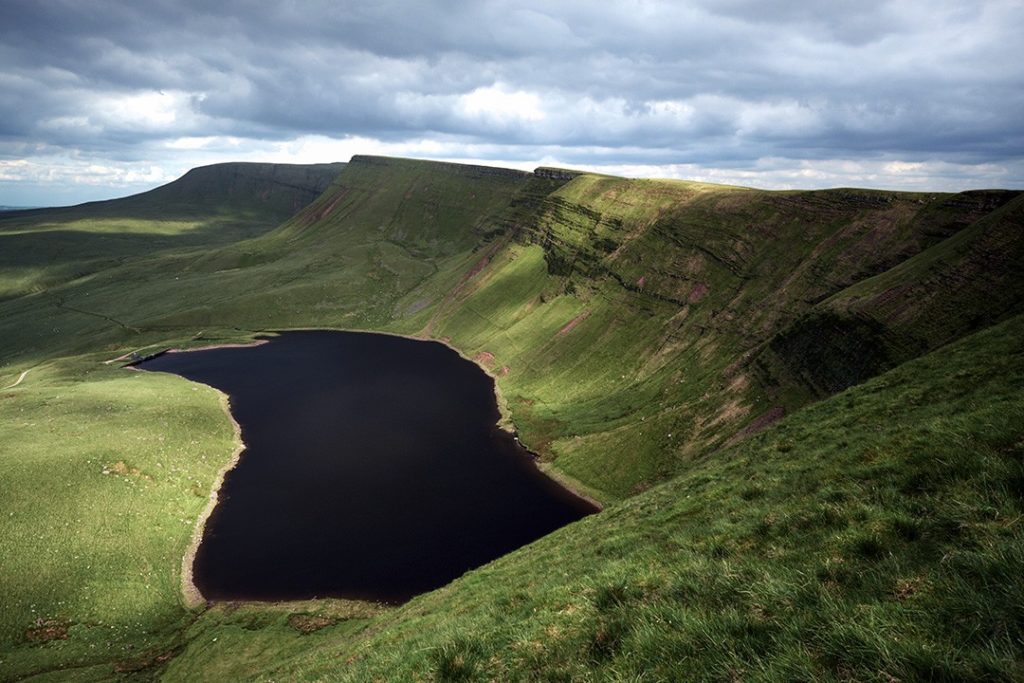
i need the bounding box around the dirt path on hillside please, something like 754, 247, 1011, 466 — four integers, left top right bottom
4, 370, 29, 389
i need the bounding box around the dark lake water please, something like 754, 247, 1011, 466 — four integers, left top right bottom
138, 330, 596, 603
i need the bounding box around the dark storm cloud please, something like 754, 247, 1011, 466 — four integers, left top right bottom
1, 0, 1022, 193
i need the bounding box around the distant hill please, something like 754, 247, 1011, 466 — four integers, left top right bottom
1, 161, 343, 220
0, 161, 343, 301
0, 155, 1021, 681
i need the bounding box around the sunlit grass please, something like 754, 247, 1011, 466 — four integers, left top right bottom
0, 362, 230, 678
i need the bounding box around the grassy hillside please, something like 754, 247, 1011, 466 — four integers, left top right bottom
752, 192, 1024, 398
394, 172, 1021, 498
0, 156, 1021, 681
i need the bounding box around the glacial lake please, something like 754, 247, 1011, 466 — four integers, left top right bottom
137, 330, 596, 603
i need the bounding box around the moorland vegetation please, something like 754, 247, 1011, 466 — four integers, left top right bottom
1, 156, 1021, 681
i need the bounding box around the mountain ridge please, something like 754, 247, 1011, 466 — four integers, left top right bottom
0, 155, 1021, 681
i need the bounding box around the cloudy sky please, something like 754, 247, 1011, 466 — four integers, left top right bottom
1, 0, 1022, 205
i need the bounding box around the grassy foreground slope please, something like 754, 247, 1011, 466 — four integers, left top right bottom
0, 359, 233, 679
0, 156, 1022, 680
240, 309, 1023, 682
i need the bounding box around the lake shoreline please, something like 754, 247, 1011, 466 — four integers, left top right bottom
128, 327, 598, 606
182, 390, 246, 607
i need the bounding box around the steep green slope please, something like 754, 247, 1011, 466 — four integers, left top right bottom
0, 156, 1021, 681
394, 172, 1020, 497
755, 192, 1024, 399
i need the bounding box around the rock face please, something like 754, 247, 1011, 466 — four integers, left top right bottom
534, 167, 583, 181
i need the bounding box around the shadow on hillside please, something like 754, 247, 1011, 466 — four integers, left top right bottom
0, 218, 278, 273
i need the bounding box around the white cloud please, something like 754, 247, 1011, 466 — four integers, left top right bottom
0, 156, 174, 187
458, 85, 547, 125
93, 90, 205, 133
591, 156, 1019, 192
1, 0, 1022, 204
